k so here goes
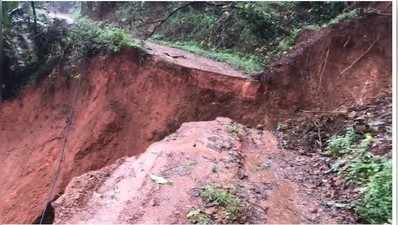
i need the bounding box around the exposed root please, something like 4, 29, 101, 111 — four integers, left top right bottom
340, 35, 380, 76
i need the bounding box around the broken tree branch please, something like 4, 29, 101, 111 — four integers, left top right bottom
317, 47, 330, 92
31, 1, 37, 33
301, 110, 346, 114
143, 2, 239, 40
314, 120, 323, 148
144, 2, 196, 40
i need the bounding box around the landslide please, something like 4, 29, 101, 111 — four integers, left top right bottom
52, 118, 339, 224
0, 14, 391, 223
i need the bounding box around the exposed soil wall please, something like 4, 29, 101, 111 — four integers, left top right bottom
0, 14, 391, 223
258, 15, 391, 122
0, 48, 261, 223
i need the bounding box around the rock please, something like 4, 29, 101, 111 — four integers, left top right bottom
256, 124, 264, 130
310, 207, 318, 213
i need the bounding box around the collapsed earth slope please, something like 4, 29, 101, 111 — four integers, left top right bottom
0, 14, 391, 223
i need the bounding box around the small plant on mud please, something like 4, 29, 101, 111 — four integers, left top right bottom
187, 208, 211, 225
336, 133, 380, 184
325, 129, 392, 223
226, 122, 246, 139
326, 128, 359, 157
355, 159, 392, 224
200, 185, 242, 222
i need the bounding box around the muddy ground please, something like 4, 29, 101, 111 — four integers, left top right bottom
53, 118, 339, 224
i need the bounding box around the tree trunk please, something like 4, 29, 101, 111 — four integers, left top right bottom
31, 1, 37, 33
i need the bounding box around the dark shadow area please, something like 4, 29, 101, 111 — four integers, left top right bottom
32, 203, 54, 224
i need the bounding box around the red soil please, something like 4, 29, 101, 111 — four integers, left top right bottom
0, 14, 391, 223
258, 14, 392, 122
52, 118, 338, 224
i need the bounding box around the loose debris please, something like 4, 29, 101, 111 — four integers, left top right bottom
187, 209, 211, 225
278, 93, 391, 156
276, 92, 392, 223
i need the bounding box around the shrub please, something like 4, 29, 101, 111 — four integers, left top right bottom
337, 133, 381, 185
66, 17, 136, 60
326, 9, 360, 26
355, 159, 392, 224
325, 129, 392, 224
343, 153, 385, 185
326, 128, 359, 157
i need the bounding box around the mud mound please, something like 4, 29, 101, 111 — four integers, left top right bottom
0, 15, 391, 223
52, 118, 338, 224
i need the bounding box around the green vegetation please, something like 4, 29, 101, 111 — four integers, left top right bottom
225, 122, 246, 139
2, 9, 139, 100
326, 129, 392, 224
67, 18, 137, 59
1, 1, 19, 27
103, 2, 362, 73
356, 160, 392, 224
200, 185, 242, 222
152, 2, 359, 66
156, 40, 263, 74
326, 128, 359, 157
186, 185, 243, 224
2, 2, 364, 99
327, 9, 360, 26
268, 28, 302, 59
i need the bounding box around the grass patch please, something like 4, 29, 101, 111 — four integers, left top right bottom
200, 185, 242, 222
154, 40, 264, 74
301, 9, 360, 32
225, 122, 246, 140
325, 129, 392, 223
326, 9, 360, 26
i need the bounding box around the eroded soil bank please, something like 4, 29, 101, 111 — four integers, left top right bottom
0, 14, 391, 223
